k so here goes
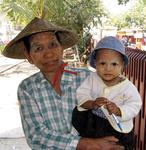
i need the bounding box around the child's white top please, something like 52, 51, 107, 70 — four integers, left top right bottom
77, 72, 142, 133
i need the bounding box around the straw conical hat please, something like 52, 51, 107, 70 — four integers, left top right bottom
2, 17, 79, 59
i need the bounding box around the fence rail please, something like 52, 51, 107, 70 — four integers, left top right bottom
124, 48, 146, 150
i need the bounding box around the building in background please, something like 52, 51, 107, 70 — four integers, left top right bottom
0, 13, 22, 45
117, 28, 146, 51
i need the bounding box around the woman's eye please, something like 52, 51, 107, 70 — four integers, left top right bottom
30, 44, 43, 52
33, 46, 43, 52
100, 62, 106, 65
48, 41, 59, 49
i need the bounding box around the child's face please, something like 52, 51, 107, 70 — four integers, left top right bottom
95, 49, 124, 85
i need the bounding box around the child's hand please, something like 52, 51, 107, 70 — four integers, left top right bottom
106, 101, 121, 116
94, 97, 108, 109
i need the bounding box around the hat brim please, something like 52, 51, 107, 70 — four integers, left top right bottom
89, 49, 129, 69
2, 17, 79, 59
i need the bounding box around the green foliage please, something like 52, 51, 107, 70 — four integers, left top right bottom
110, 0, 146, 30
110, 1, 146, 30
0, 44, 5, 53
0, 0, 108, 53
0, 0, 106, 33
0, 0, 131, 53
117, 0, 130, 4
0, 0, 34, 25
140, 0, 146, 5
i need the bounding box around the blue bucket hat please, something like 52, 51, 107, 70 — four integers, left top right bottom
89, 36, 128, 68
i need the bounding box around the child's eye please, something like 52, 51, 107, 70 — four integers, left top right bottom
112, 63, 118, 66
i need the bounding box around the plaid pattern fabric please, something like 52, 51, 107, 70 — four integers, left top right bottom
17, 66, 90, 150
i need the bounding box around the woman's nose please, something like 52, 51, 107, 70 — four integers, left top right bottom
43, 49, 54, 58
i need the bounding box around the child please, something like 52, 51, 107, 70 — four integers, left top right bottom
72, 36, 142, 150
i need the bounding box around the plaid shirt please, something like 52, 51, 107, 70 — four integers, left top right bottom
17, 66, 90, 150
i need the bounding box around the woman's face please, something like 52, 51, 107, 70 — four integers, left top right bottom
95, 49, 124, 86
24, 32, 63, 75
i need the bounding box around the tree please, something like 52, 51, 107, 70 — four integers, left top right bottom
0, 0, 131, 34
0, 0, 108, 53
0, 0, 107, 35
110, 0, 146, 30
117, 0, 130, 4
0, 0, 131, 53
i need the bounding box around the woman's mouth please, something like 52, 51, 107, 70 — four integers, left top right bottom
43, 60, 58, 66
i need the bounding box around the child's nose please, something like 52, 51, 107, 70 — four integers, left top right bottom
105, 64, 112, 71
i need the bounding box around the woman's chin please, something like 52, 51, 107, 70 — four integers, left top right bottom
43, 68, 56, 73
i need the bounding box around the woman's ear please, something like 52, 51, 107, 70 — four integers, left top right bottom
23, 49, 33, 64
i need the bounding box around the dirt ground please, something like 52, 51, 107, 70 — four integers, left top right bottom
0, 56, 38, 150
